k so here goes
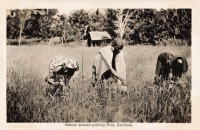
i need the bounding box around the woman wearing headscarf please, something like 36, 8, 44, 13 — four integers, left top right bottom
44, 55, 79, 96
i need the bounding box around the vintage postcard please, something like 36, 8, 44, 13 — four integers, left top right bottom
0, 0, 200, 130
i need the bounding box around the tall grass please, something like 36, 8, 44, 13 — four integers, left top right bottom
7, 44, 191, 122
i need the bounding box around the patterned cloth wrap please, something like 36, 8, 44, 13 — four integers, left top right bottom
49, 55, 78, 73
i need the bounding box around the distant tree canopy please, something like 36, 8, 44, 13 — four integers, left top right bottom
7, 8, 191, 46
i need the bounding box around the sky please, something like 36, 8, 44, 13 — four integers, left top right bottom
58, 8, 96, 16
58, 8, 162, 16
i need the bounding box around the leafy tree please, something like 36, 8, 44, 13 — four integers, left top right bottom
7, 9, 32, 45
7, 8, 191, 46
37, 9, 58, 39
7, 10, 19, 39
104, 9, 118, 38
176, 9, 191, 45
90, 10, 106, 31
17, 9, 32, 45
68, 9, 91, 40
23, 11, 41, 38
114, 9, 133, 39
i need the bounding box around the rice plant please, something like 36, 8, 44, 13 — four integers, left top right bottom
7, 44, 191, 122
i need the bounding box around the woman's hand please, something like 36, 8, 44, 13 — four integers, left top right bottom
53, 82, 60, 86
120, 78, 127, 86
109, 68, 127, 86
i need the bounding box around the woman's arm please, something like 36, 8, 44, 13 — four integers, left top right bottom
110, 68, 127, 85
45, 72, 57, 85
45, 65, 63, 85
101, 55, 127, 85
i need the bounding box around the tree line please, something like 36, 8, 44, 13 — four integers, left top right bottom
7, 8, 191, 46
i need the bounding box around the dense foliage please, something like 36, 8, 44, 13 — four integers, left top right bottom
7, 9, 191, 45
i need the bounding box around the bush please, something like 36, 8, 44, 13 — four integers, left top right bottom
7, 39, 42, 45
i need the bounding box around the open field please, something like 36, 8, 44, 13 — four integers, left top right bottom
7, 44, 191, 122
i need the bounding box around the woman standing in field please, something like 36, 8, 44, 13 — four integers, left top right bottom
44, 55, 79, 96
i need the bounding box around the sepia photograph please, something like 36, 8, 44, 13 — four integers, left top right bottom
6, 7, 191, 123
2, 0, 200, 130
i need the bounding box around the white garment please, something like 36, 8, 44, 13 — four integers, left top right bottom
49, 55, 78, 73
94, 46, 126, 84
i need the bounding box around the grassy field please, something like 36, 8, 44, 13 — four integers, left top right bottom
7, 44, 191, 122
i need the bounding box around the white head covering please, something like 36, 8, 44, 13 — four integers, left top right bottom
49, 55, 78, 73
177, 59, 183, 64
64, 58, 78, 69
